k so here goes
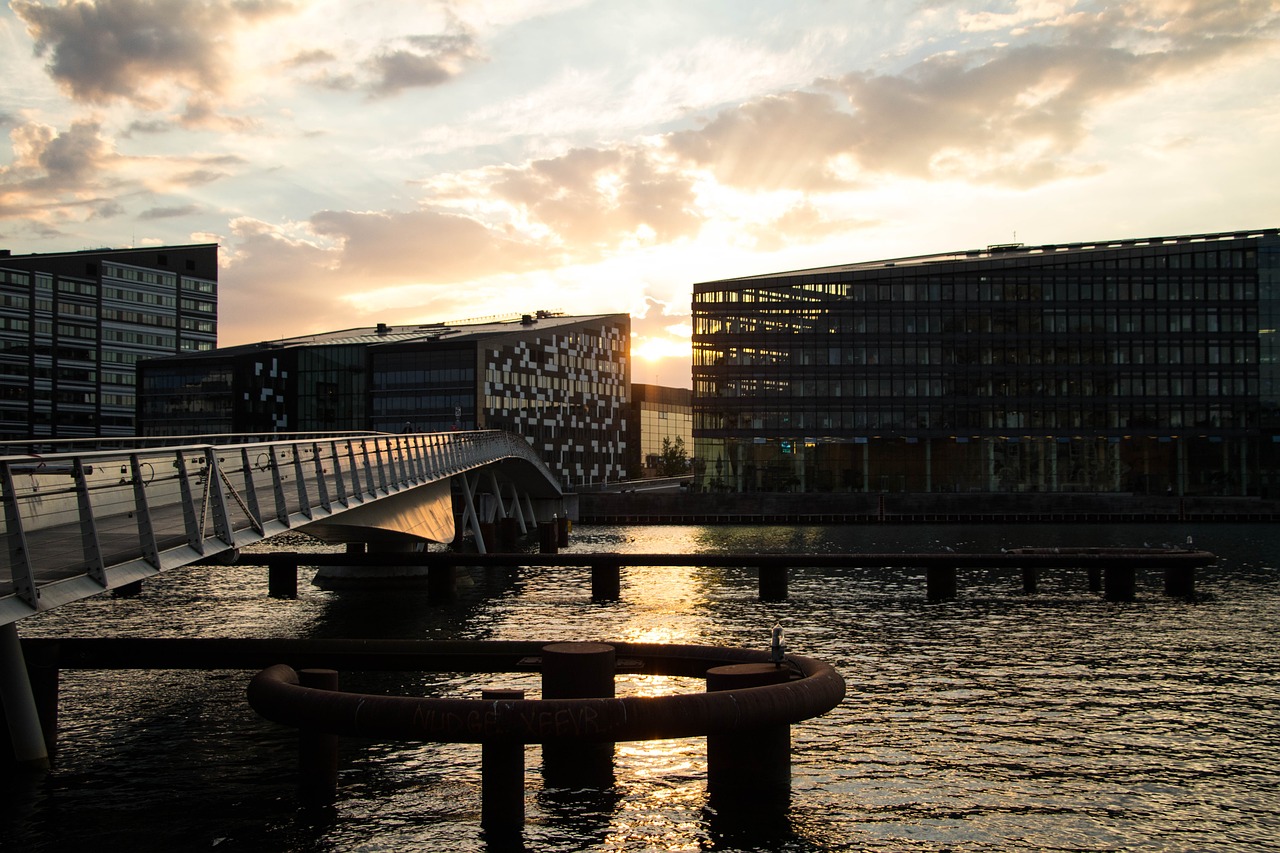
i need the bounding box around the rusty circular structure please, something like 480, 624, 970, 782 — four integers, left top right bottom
247, 641, 845, 743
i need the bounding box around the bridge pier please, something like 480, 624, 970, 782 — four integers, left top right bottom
0, 624, 49, 769
297, 668, 339, 807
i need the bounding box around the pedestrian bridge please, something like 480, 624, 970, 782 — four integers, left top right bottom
0, 430, 566, 626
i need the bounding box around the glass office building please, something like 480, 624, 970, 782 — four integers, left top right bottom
0, 244, 218, 441
139, 312, 631, 488
692, 229, 1280, 496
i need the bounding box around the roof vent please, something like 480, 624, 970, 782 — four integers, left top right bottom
521, 314, 535, 325
376, 322, 389, 335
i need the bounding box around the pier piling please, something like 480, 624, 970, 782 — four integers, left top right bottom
297, 668, 339, 807
481, 688, 526, 838
705, 662, 791, 814
758, 565, 788, 601
1021, 566, 1038, 594
591, 562, 621, 601
267, 555, 298, 599
1104, 566, 1137, 602
541, 642, 615, 787
926, 565, 958, 601
1164, 566, 1196, 598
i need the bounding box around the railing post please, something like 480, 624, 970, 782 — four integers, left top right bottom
270, 447, 291, 528
311, 442, 331, 514
174, 450, 204, 554
72, 457, 106, 586
292, 444, 312, 520
203, 447, 235, 547
238, 447, 264, 532
2, 462, 39, 608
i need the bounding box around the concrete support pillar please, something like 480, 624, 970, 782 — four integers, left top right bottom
759, 565, 787, 602
541, 643, 614, 787
926, 565, 957, 601
591, 562, 621, 601
481, 688, 525, 839
1104, 566, 1136, 602
298, 668, 339, 807
1164, 566, 1196, 598
705, 662, 790, 814
267, 554, 298, 599
1, 624, 48, 768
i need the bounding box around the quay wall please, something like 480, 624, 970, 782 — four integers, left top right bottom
577, 492, 1280, 524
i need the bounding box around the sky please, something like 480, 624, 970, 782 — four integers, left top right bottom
1, 1, 1278, 388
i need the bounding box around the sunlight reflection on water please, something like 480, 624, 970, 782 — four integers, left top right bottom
6, 523, 1280, 851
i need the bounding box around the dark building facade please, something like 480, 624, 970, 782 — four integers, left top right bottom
692, 229, 1280, 496
138, 312, 631, 487
0, 244, 218, 441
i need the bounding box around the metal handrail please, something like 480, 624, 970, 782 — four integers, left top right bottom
0, 430, 558, 625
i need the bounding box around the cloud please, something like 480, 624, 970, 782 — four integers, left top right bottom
1, 119, 113, 194
663, 0, 1280, 191
667, 92, 861, 191
308, 207, 550, 284
492, 146, 703, 248
366, 30, 485, 97
11, 0, 295, 109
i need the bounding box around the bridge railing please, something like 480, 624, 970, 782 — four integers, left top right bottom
0, 430, 555, 624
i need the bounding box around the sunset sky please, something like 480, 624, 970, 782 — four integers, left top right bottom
2, 0, 1278, 387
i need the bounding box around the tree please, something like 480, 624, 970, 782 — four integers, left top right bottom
659, 436, 690, 477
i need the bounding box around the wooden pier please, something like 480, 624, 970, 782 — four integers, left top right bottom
239, 547, 1216, 603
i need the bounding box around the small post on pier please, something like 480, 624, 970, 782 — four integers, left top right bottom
705, 662, 791, 814
926, 565, 957, 601
539, 520, 559, 554
541, 643, 615, 787
1021, 566, 1038, 594
427, 564, 458, 600
297, 668, 339, 807
498, 517, 521, 552
591, 562, 621, 601
556, 515, 570, 548
759, 565, 788, 601
1164, 565, 1195, 598
481, 688, 525, 840
267, 554, 298, 599
1103, 566, 1137, 602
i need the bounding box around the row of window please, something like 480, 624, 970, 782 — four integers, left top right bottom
697, 342, 1260, 368
698, 404, 1251, 433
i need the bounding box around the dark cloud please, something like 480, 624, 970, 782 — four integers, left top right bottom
366, 31, 484, 97
494, 147, 702, 247
124, 119, 174, 137
138, 204, 201, 220
309, 208, 549, 284
11, 0, 294, 108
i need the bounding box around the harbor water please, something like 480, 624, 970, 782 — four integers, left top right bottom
3, 523, 1279, 852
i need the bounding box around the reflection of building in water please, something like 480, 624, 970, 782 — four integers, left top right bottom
692, 229, 1280, 496
628, 383, 692, 478
138, 311, 630, 488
